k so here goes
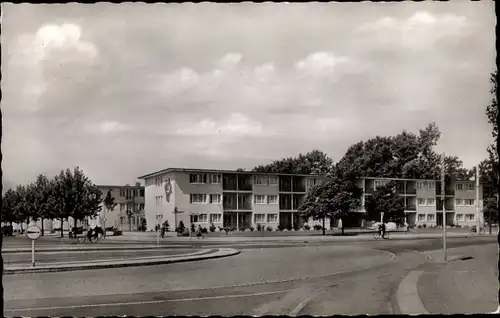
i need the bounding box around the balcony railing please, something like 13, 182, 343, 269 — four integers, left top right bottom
293, 184, 306, 192
406, 188, 417, 195
223, 203, 237, 210
405, 204, 416, 211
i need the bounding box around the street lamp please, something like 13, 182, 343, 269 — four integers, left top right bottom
156, 214, 163, 246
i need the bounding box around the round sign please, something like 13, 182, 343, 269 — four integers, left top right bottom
26, 225, 41, 240
102, 217, 107, 222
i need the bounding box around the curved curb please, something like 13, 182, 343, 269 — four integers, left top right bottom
396, 270, 429, 315
1, 245, 188, 254
3, 248, 240, 275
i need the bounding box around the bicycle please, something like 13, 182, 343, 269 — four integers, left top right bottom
470, 226, 485, 236
373, 231, 390, 239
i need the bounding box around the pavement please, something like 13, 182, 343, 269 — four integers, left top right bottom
3, 236, 497, 316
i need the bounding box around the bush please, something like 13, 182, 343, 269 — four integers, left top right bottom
313, 224, 323, 231
250, 226, 255, 232
162, 220, 170, 232
239, 225, 246, 232
303, 224, 311, 231
423, 224, 427, 228
181, 230, 190, 237
266, 226, 273, 232
201, 227, 208, 234
277, 224, 284, 231
176, 221, 186, 234
449, 223, 455, 228
209, 223, 216, 232
256, 224, 262, 232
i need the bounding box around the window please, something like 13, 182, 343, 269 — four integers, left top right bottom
375, 180, 387, 189
190, 174, 206, 184
268, 176, 278, 185
210, 214, 222, 223
417, 198, 426, 206
120, 203, 125, 211
193, 214, 208, 223
140, 189, 145, 197
456, 199, 464, 207
210, 174, 221, 184
427, 214, 435, 221
139, 203, 145, 211
190, 194, 207, 204
456, 184, 463, 191
120, 189, 124, 197
465, 214, 475, 221
254, 214, 265, 223
427, 182, 435, 191
267, 214, 278, 223
465, 199, 475, 206
418, 214, 426, 222
467, 183, 474, 191
456, 214, 464, 221
254, 176, 267, 185
306, 178, 317, 188
417, 182, 425, 190
427, 198, 435, 206
209, 194, 221, 204
254, 195, 266, 204
267, 195, 278, 204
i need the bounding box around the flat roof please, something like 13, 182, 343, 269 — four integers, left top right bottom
138, 168, 324, 179
362, 176, 477, 182
97, 184, 144, 189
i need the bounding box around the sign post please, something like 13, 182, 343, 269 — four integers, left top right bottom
26, 225, 41, 267
441, 153, 447, 262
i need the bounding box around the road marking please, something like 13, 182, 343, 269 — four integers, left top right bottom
5, 290, 291, 312
396, 270, 428, 314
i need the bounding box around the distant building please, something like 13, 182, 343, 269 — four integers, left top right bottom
138, 168, 325, 231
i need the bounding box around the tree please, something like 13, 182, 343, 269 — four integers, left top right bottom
177, 220, 186, 233
364, 181, 405, 225
2, 189, 18, 226
298, 172, 363, 235
31, 174, 56, 236
103, 190, 117, 234
252, 149, 334, 175
481, 72, 499, 188
12, 185, 29, 231
483, 198, 498, 234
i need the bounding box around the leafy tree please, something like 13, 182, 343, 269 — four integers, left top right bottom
177, 220, 186, 233
483, 197, 498, 227
364, 181, 405, 225
12, 185, 29, 231
252, 149, 334, 175
2, 189, 18, 226
298, 172, 362, 235
481, 71, 499, 188
103, 190, 117, 235
31, 174, 56, 236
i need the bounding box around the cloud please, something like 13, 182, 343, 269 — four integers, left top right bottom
176, 113, 267, 137
82, 121, 131, 134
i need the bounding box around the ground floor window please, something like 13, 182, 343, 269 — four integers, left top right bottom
426, 214, 435, 222
418, 214, 425, 222
267, 214, 278, 223
254, 214, 265, 223
210, 214, 222, 223
465, 214, 475, 221
192, 213, 208, 223
456, 214, 464, 221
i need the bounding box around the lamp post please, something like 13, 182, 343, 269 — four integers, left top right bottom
476, 166, 481, 234
441, 153, 447, 262
156, 214, 163, 246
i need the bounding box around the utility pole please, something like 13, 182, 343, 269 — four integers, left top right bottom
476, 166, 481, 234
441, 153, 447, 262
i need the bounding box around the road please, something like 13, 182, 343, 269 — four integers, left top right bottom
3, 236, 497, 316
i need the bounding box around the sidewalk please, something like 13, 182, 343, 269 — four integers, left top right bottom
417, 243, 498, 314
4, 248, 240, 275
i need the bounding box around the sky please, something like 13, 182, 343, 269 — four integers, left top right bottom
2, 2, 496, 187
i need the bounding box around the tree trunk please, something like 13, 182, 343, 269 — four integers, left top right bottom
322, 216, 325, 236
41, 218, 45, 236
341, 217, 345, 236
60, 218, 64, 238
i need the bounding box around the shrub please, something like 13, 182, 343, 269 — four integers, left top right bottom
277, 224, 284, 231
176, 221, 186, 234
209, 223, 216, 232
423, 224, 427, 228
250, 226, 255, 232
162, 220, 170, 232
201, 227, 208, 234
256, 224, 262, 232
181, 230, 190, 237
313, 224, 323, 231
304, 224, 311, 231
266, 226, 273, 232
239, 225, 246, 232
293, 222, 300, 231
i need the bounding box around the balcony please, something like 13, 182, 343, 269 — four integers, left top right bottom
405, 181, 416, 194
279, 177, 292, 192
292, 194, 306, 210
405, 204, 416, 211
223, 194, 237, 210
395, 181, 405, 195
237, 194, 252, 210
292, 177, 306, 193
223, 174, 237, 191
279, 194, 292, 210
237, 175, 252, 191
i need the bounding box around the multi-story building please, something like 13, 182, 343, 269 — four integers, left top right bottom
359, 177, 484, 227
138, 168, 325, 231
91, 184, 146, 231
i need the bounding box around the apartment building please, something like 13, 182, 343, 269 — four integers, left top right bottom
360, 177, 484, 227
138, 168, 325, 231
88, 184, 145, 231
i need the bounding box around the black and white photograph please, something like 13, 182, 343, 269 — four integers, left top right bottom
1, 1, 498, 316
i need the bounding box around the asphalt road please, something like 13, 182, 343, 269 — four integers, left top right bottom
2, 249, 199, 265
3, 236, 496, 316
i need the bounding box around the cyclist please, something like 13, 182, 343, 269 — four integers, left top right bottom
378, 222, 386, 239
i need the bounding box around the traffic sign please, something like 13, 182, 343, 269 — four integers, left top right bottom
26, 225, 41, 240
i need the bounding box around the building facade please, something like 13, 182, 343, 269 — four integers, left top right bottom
90, 184, 146, 231
139, 168, 325, 231
360, 177, 484, 227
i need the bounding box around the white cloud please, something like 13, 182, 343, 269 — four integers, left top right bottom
82, 120, 130, 134
176, 113, 266, 137
217, 52, 243, 69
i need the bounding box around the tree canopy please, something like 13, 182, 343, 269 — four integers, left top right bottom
479, 71, 498, 186
364, 181, 405, 224
252, 149, 334, 175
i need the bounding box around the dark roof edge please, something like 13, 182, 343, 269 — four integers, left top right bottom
138, 168, 324, 179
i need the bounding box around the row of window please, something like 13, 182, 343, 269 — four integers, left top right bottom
190, 194, 279, 205
456, 183, 475, 191
416, 198, 476, 207
117, 188, 145, 198
155, 196, 163, 207
154, 177, 164, 186
417, 213, 475, 222
373, 180, 475, 192
190, 174, 222, 184
189, 173, 318, 188
118, 203, 144, 211
191, 213, 279, 224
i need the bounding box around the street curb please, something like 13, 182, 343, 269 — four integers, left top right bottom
396, 270, 429, 315
1, 245, 189, 254
3, 248, 240, 275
